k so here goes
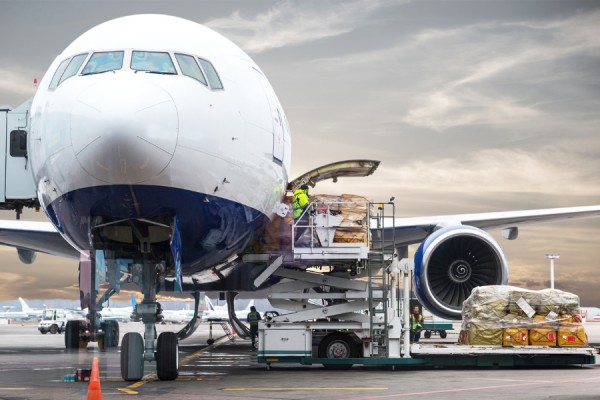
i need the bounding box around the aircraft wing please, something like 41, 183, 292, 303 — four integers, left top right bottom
0, 220, 80, 259
382, 205, 600, 247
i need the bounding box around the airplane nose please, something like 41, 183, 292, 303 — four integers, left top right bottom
70, 76, 178, 184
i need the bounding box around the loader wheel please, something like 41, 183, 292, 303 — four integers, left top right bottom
318, 332, 358, 370
424, 330, 432, 339
440, 330, 447, 339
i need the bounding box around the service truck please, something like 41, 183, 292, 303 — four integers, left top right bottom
38, 309, 71, 334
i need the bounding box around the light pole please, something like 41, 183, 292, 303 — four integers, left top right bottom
545, 253, 560, 289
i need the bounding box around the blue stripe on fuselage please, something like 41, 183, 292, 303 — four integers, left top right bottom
45, 185, 268, 273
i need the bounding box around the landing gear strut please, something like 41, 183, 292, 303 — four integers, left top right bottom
121, 262, 179, 381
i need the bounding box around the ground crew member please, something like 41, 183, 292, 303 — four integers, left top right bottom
293, 184, 310, 242
410, 305, 425, 343
247, 305, 261, 349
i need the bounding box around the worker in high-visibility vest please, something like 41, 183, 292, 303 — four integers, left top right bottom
293, 184, 310, 242
410, 305, 425, 342
247, 306, 262, 349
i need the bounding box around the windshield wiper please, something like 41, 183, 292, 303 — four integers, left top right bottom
81, 70, 116, 76
141, 70, 177, 75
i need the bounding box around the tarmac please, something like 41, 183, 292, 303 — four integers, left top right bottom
1, 321, 600, 399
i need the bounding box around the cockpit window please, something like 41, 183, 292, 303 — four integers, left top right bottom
131, 51, 176, 74
175, 53, 207, 85
58, 54, 88, 85
49, 59, 70, 90
197, 59, 223, 90
82, 51, 124, 75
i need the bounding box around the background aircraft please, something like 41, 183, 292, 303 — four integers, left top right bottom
204, 296, 254, 321
0, 306, 28, 320
18, 298, 45, 319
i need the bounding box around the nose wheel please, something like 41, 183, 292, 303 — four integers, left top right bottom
120, 331, 179, 381
156, 332, 179, 380
121, 332, 144, 381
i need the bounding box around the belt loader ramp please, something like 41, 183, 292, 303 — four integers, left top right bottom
251, 200, 596, 369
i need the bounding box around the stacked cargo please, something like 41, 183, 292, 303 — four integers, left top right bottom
459, 286, 586, 347
250, 194, 369, 252
316, 194, 369, 244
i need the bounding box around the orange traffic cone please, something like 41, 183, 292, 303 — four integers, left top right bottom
86, 356, 102, 400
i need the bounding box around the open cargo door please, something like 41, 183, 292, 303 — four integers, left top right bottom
287, 160, 379, 190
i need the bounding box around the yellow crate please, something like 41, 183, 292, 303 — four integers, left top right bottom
557, 325, 587, 347
529, 329, 557, 347
502, 328, 528, 347
468, 328, 503, 346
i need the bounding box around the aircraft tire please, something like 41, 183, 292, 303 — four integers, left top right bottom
121, 332, 144, 381
318, 332, 357, 370
64, 320, 81, 349
156, 332, 179, 381
104, 320, 120, 348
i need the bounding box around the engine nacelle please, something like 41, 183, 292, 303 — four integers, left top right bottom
413, 226, 508, 320
17, 248, 37, 264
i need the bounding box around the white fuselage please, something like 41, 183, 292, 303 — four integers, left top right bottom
27, 15, 291, 276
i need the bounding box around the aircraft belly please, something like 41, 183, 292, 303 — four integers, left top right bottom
45, 185, 269, 269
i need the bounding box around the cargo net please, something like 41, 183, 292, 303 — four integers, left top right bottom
250, 194, 369, 252
458, 285, 587, 347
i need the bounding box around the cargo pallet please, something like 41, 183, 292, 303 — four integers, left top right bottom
250, 200, 595, 370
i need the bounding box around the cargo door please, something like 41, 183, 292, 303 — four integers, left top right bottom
287, 159, 380, 190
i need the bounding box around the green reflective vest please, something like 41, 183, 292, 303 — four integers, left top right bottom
293, 189, 309, 219
247, 311, 261, 327
410, 313, 424, 330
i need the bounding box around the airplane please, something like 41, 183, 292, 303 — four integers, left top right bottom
0, 306, 28, 320
161, 307, 194, 324
98, 293, 137, 322
0, 14, 598, 381
204, 296, 254, 321
18, 297, 45, 319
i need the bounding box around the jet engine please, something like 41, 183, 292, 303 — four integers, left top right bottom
413, 226, 508, 320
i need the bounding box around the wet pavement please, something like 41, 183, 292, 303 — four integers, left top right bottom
1, 322, 600, 399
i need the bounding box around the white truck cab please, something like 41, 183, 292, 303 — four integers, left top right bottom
38, 309, 70, 334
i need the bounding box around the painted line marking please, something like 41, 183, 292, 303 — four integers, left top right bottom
0, 388, 28, 391
341, 375, 600, 400
117, 334, 232, 395
223, 388, 389, 391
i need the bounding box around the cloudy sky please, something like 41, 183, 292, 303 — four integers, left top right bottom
1, 1, 599, 305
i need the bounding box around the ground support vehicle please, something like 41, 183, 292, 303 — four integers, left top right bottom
250, 201, 596, 370
38, 309, 70, 334
422, 320, 452, 339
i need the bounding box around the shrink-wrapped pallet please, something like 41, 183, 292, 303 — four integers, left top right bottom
460, 286, 586, 347
462, 285, 509, 322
